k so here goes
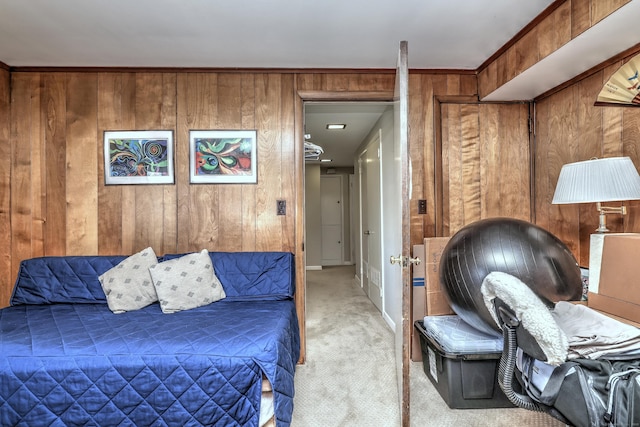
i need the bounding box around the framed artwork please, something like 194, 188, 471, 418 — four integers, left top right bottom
104, 130, 174, 185
189, 130, 257, 184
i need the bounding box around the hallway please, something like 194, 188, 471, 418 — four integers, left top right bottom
292, 265, 399, 426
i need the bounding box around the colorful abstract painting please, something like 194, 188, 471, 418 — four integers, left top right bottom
189, 130, 257, 183
104, 131, 174, 185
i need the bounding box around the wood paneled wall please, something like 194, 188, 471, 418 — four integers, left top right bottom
0, 68, 9, 306
534, 50, 640, 266
478, 0, 630, 98
5, 71, 297, 306
407, 74, 478, 244
440, 102, 531, 235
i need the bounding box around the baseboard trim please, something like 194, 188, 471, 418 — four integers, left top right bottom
383, 312, 396, 332
306, 265, 323, 271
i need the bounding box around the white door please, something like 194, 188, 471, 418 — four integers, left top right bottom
358, 154, 370, 296
384, 40, 411, 426
362, 134, 383, 312
320, 175, 344, 266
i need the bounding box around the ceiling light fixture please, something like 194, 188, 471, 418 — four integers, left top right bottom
326, 124, 346, 130
320, 159, 332, 163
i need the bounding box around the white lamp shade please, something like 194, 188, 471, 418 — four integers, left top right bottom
552, 157, 640, 204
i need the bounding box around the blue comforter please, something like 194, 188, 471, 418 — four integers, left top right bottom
0, 252, 300, 426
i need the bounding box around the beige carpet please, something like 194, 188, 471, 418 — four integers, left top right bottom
292, 265, 565, 427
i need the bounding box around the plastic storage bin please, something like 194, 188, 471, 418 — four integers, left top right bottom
415, 316, 514, 409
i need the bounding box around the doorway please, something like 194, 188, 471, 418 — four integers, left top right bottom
296, 42, 411, 426
303, 101, 390, 313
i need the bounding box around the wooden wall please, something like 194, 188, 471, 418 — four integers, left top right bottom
440, 102, 531, 235
534, 49, 640, 266
478, 0, 630, 98
407, 73, 478, 244
5, 71, 297, 305
0, 68, 9, 306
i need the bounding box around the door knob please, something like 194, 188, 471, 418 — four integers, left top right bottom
390, 255, 404, 265
390, 255, 421, 266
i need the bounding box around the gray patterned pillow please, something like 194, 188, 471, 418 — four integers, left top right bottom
149, 249, 226, 313
99, 247, 159, 313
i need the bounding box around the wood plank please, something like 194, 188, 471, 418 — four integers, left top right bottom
43, 74, 68, 256
459, 74, 478, 97
497, 104, 531, 219
514, 26, 539, 77
477, 60, 498, 99
159, 73, 178, 255
460, 104, 481, 225
31, 73, 45, 257
479, 104, 500, 219
216, 73, 244, 252
66, 73, 99, 255
576, 73, 605, 249
533, 99, 551, 231
97, 72, 135, 255
134, 73, 167, 254
543, 85, 582, 257
599, 64, 624, 157
539, 2, 572, 60
495, 52, 510, 91
255, 74, 282, 251
280, 74, 296, 252
323, 74, 351, 92
241, 74, 257, 251
10, 74, 37, 277
296, 73, 323, 92
0, 68, 11, 307
186, 74, 219, 251
571, 0, 591, 39
441, 104, 458, 235
175, 74, 191, 252
408, 74, 426, 243
591, 0, 629, 25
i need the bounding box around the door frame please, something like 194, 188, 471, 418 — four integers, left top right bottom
295, 90, 393, 365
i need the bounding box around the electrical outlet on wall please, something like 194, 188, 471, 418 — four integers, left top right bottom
418, 199, 427, 214
277, 200, 286, 215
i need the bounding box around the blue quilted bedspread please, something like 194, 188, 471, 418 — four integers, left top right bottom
0, 252, 300, 427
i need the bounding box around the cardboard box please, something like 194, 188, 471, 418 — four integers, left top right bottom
423, 237, 455, 316
411, 244, 426, 361
587, 233, 640, 323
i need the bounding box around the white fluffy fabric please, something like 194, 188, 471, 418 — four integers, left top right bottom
481, 271, 568, 366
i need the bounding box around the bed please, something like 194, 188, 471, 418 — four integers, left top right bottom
0, 250, 300, 427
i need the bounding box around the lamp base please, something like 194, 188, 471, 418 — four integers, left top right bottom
596, 203, 627, 233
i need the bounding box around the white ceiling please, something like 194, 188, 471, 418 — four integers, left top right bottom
0, 0, 555, 69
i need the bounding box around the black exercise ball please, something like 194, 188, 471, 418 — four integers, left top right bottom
439, 217, 582, 335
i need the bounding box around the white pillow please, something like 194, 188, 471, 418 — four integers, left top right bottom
99, 247, 159, 313
149, 249, 226, 313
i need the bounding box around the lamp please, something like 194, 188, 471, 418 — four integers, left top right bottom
552, 157, 640, 232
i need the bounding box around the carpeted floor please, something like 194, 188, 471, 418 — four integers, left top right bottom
292, 265, 565, 427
